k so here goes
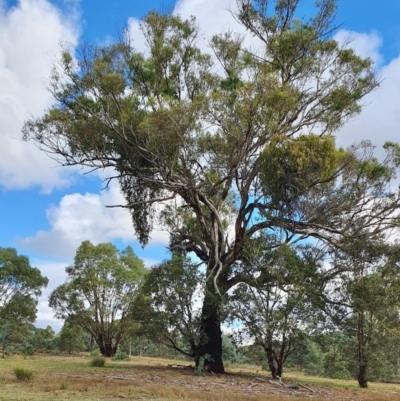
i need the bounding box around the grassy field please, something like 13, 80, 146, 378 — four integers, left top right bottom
1, 354, 400, 400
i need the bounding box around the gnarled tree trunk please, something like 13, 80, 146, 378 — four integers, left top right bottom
197, 281, 225, 373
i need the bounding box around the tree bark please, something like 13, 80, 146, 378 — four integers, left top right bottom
98, 340, 118, 357
276, 359, 283, 378
197, 282, 225, 373
358, 363, 368, 388
357, 312, 368, 388
266, 348, 278, 379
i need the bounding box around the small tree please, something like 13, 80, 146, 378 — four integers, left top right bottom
134, 254, 204, 361
0, 247, 48, 356
325, 240, 400, 387
0, 247, 48, 324
230, 243, 322, 378
0, 320, 14, 357
29, 325, 56, 352
49, 241, 146, 357
58, 320, 85, 354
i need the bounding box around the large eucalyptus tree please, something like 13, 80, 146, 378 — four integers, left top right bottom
24, 1, 400, 372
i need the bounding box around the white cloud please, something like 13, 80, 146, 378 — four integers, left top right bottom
127, 0, 253, 59
174, 0, 238, 36
19, 180, 169, 259
334, 29, 383, 68
327, 30, 400, 159
0, 0, 80, 192
335, 54, 400, 155
31, 259, 67, 331
126, 17, 147, 55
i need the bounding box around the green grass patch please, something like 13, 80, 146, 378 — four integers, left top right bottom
13, 367, 34, 382
89, 356, 106, 367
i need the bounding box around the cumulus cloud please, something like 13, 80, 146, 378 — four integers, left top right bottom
31, 259, 67, 331
332, 31, 400, 154
19, 180, 169, 259
174, 0, 239, 37
334, 29, 383, 68
127, 0, 251, 58
0, 0, 80, 192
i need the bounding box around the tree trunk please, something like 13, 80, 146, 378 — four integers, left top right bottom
358, 363, 368, 388
197, 283, 225, 373
276, 359, 283, 378
357, 311, 368, 388
357, 341, 368, 388
98, 341, 117, 357
105, 343, 117, 357
266, 348, 278, 379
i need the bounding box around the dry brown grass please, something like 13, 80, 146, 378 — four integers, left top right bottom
0, 354, 400, 400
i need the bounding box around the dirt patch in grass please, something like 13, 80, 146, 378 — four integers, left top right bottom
1, 355, 400, 400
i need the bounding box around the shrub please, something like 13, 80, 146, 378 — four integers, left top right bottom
13, 367, 34, 382
20, 344, 36, 356
112, 351, 130, 361
90, 356, 106, 367
323, 349, 351, 380
90, 349, 100, 356
5, 345, 15, 356
195, 354, 213, 376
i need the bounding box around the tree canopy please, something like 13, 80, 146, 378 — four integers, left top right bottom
0, 247, 48, 324
229, 243, 323, 378
133, 254, 204, 360
49, 241, 146, 357
323, 239, 400, 387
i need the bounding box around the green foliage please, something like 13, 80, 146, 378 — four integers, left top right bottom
229, 242, 323, 378
0, 320, 13, 358
303, 341, 324, 376
20, 344, 35, 356
90, 356, 106, 367
28, 326, 56, 352
221, 335, 247, 364
133, 254, 203, 360
90, 349, 100, 357
13, 367, 33, 381
49, 241, 146, 357
112, 351, 130, 361
0, 248, 48, 324
323, 348, 351, 380
58, 321, 85, 354
325, 240, 400, 387
260, 134, 339, 205
240, 343, 265, 366
195, 354, 213, 376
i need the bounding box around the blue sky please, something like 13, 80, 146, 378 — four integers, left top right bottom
1, 0, 400, 331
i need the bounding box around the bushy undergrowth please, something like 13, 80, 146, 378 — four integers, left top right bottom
112, 351, 130, 361
20, 344, 35, 356
90, 356, 106, 367
13, 367, 34, 381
